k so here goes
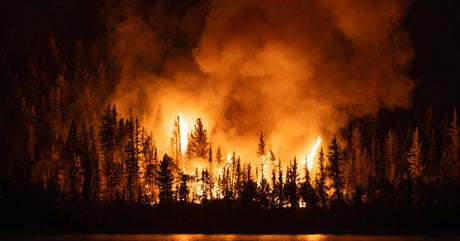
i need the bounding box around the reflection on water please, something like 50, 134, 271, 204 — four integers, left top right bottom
2, 234, 459, 241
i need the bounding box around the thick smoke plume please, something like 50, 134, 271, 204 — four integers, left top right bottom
109, 0, 414, 166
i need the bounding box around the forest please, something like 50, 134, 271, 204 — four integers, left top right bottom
1, 34, 459, 235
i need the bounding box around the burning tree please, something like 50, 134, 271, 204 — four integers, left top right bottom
407, 127, 424, 181
170, 116, 182, 163
187, 118, 209, 159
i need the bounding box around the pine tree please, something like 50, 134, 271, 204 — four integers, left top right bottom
179, 173, 190, 203
300, 164, 317, 209
78, 125, 92, 202
385, 129, 399, 185
170, 116, 181, 163
327, 135, 344, 201
207, 145, 214, 199
89, 126, 100, 202
441, 108, 459, 180
157, 154, 174, 204
63, 119, 79, 201
241, 163, 257, 206
285, 157, 299, 208
201, 168, 210, 202
234, 156, 242, 199
269, 150, 277, 174
125, 110, 140, 202
257, 132, 266, 156
407, 127, 424, 181
350, 127, 366, 189
315, 147, 328, 208
216, 146, 223, 167
257, 175, 271, 210
142, 130, 155, 203
257, 132, 266, 181
188, 118, 209, 159
274, 160, 284, 208
99, 103, 118, 199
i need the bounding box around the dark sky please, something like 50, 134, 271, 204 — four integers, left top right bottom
407, 0, 460, 111
1, 0, 460, 112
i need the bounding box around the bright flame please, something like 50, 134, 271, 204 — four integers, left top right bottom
179, 114, 190, 155
306, 136, 322, 171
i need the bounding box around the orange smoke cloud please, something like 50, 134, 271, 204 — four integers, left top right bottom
109, 0, 414, 167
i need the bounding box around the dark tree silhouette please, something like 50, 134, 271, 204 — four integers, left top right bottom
99, 103, 118, 199
327, 135, 344, 201
158, 154, 174, 204
300, 165, 317, 209
179, 173, 190, 203
285, 157, 299, 208
125, 110, 140, 202
63, 119, 79, 201
315, 147, 328, 208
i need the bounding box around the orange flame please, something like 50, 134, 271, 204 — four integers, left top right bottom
306, 136, 322, 171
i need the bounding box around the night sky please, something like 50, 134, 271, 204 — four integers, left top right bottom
408, 0, 460, 111
1, 0, 460, 112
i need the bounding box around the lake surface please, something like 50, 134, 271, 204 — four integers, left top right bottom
1, 234, 458, 241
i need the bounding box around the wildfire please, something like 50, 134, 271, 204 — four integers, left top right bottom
178, 114, 190, 155
226, 154, 232, 165
306, 136, 322, 171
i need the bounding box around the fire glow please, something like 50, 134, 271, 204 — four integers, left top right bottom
178, 114, 190, 155
306, 136, 322, 171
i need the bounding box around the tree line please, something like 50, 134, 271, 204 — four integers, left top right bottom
1, 36, 459, 220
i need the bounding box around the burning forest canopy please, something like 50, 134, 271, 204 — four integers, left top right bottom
0, 0, 448, 183
2, 0, 416, 175
1, 0, 460, 231
112, 0, 415, 165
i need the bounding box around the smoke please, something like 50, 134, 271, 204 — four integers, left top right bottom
108, 0, 414, 166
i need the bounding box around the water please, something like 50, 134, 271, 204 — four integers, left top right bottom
1, 234, 458, 241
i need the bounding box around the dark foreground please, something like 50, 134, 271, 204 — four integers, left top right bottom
1, 201, 459, 236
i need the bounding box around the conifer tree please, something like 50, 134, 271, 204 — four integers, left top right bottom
285, 157, 299, 208
63, 119, 79, 201
79, 125, 92, 202
315, 147, 328, 208
350, 127, 365, 189
385, 129, 399, 184
407, 127, 424, 181
207, 145, 214, 199
274, 160, 284, 208
327, 135, 344, 201
158, 154, 174, 204
89, 126, 100, 202
170, 116, 181, 163
441, 108, 459, 180
241, 163, 257, 205
300, 164, 317, 209
179, 173, 190, 203
99, 103, 118, 199
257, 175, 271, 210
257, 132, 266, 156
257, 132, 266, 180
234, 156, 242, 199
142, 130, 155, 203
216, 146, 223, 167
188, 118, 209, 158
125, 110, 140, 202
